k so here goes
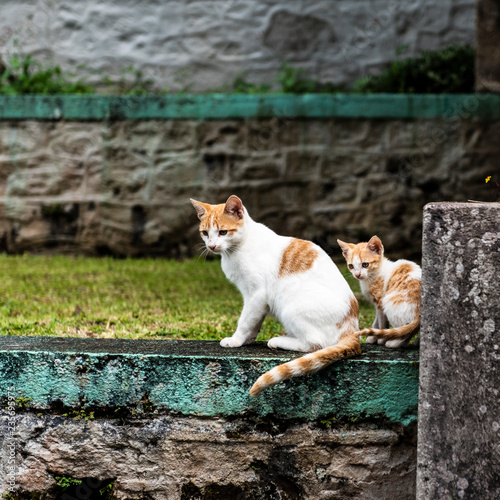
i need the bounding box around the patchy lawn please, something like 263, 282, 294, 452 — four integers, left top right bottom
0, 255, 374, 341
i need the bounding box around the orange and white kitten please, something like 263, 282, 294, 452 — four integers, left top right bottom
337, 236, 421, 348
191, 195, 361, 396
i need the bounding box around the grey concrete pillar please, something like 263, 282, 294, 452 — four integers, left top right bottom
418, 202, 500, 499
476, 0, 500, 93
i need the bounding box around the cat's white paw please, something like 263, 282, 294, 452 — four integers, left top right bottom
267, 337, 280, 350
377, 338, 387, 345
220, 336, 244, 348
385, 339, 407, 348
365, 336, 378, 344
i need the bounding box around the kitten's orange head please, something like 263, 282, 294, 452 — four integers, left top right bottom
190, 195, 246, 254
337, 236, 384, 280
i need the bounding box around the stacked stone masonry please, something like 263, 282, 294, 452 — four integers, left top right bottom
0, 117, 498, 259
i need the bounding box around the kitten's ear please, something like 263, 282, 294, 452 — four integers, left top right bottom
337, 239, 353, 258
190, 199, 209, 220
367, 235, 384, 255
224, 195, 244, 219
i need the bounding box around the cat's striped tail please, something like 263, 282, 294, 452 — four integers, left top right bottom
249, 332, 362, 397
359, 317, 420, 341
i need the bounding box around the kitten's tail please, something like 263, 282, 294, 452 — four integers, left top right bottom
249, 333, 362, 397
359, 317, 420, 341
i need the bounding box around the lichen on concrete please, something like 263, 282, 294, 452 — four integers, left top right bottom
0, 337, 419, 425
418, 202, 500, 500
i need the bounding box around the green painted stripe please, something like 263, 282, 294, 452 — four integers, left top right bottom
0, 337, 419, 425
0, 94, 498, 120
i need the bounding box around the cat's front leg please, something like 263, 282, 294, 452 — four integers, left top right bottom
366, 308, 389, 344
220, 291, 269, 348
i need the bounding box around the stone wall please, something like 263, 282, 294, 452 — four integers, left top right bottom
0, 106, 498, 259
0, 0, 475, 91
0, 337, 419, 499
2, 414, 416, 499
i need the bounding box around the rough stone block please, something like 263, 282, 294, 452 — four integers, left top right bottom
0, 337, 418, 499
418, 202, 500, 500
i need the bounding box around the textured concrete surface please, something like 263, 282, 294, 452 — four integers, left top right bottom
418, 202, 500, 500
0, 97, 498, 259
0, 1, 475, 91
0, 337, 419, 424
0, 413, 417, 499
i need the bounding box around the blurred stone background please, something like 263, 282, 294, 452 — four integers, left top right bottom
0, 0, 494, 261
0, 114, 497, 260
0, 0, 475, 91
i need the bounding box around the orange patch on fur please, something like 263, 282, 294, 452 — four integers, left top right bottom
279, 239, 319, 277
296, 356, 316, 373
368, 277, 385, 306
386, 263, 413, 293
315, 337, 361, 365
337, 296, 359, 334
386, 263, 421, 311
198, 203, 244, 233
341, 241, 383, 274
276, 363, 294, 380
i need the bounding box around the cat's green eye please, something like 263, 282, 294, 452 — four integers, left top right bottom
202, 230, 208, 236
362, 262, 369, 268
219, 230, 228, 236
348, 264, 354, 270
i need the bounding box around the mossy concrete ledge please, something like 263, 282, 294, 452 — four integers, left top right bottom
0, 337, 418, 499
0, 336, 418, 424
0, 93, 499, 120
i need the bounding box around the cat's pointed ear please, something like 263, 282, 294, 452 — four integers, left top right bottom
367, 235, 384, 255
337, 239, 353, 258
224, 195, 244, 219
190, 199, 209, 220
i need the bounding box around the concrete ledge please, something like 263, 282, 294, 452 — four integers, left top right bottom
0, 94, 499, 120
0, 336, 419, 425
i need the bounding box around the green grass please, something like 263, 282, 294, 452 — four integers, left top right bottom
0, 255, 374, 340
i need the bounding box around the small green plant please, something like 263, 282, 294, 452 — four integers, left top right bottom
276, 63, 316, 93
354, 45, 474, 94
99, 483, 114, 497
54, 476, 83, 490
101, 65, 167, 95
231, 74, 271, 94
15, 396, 31, 409
62, 408, 95, 421
320, 417, 338, 429
2, 495, 40, 500
276, 63, 345, 94
0, 53, 93, 95
51, 474, 114, 498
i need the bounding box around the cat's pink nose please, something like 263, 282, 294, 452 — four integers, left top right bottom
208, 245, 217, 251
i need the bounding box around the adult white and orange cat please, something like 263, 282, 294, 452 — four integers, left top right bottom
191, 195, 361, 396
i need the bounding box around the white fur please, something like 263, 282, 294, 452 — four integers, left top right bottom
359, 258, 420, 347
201, 204, 358, 352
